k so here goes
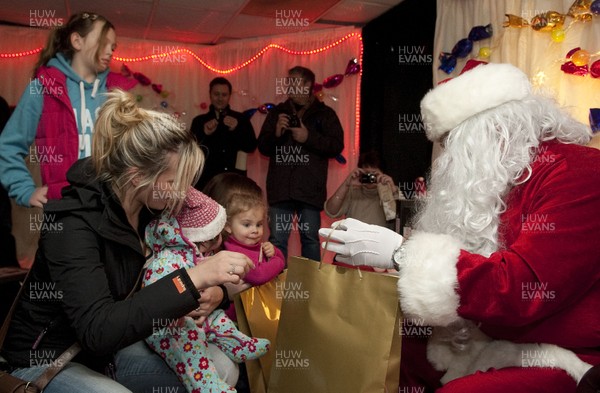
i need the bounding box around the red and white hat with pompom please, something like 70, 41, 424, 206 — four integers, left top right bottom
176, 188, 226, 243
421, 62, 532, 142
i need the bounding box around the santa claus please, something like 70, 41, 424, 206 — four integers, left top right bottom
320, 63, 600, 392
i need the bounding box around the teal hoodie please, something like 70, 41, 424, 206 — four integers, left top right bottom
0, 53, 110, 206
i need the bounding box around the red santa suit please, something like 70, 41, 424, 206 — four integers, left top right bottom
396, 64, 600, 392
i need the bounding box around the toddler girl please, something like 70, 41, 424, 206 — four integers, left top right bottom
143, 187, 270, 392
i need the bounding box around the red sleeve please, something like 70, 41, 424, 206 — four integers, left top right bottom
243, 246, 285, 286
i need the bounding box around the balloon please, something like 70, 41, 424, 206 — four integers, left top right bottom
503, 14, 529, 27
468, 24, 493, 41
571, 49, 591, 66
438, 52, 457, 74
322, 74, 344, 89
258, 105, 268, 114
344, 58, 361, 76
160, 101, 168, 108
313, 83, 323, 93
551, 28, 566, 42
135, 94, 143, 102
590, 60, 600, 78
243, 108, 258, 118
478, 47, 491, 58
592, 0, 600, 14
200, 102, 208, 110
561, 61, 589, 76
451, 38, 473, 58
151, 83, 163, 94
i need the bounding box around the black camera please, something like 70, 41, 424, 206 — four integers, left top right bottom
360, 173, 377, 184
287, 113, 301, 128
216, 108, 228, 124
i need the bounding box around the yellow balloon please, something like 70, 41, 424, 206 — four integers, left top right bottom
478, 47, 491, 58
551, 28, 566, 42
571, 49, 591, 66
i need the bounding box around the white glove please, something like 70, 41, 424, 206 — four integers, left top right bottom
318, 218, 403, 269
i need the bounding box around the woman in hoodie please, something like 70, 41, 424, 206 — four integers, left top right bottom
0, 11, 136, 208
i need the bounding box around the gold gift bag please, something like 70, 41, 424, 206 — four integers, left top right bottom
234, 271, 287, 393
268, 257, 402, 393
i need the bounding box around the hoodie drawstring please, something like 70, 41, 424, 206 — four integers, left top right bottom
91, 78, 99, 98
79, 81, 85, 151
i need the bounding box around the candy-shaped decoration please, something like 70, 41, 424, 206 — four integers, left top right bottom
344, 58, 361, 75
258, 105, 268, 114
322, 74, 344, 89
439, 52, 457, 74
313, 83, 323, 93
121, 64, 132, 77
590, 108, 600, 131
133, 72, 151, 86
468, 24, 493, 41
451, 38, 473, 58
503, 14, 530, 27
568, 0, 593, 21
151, 83, 163, 94
592, 0, 600, 14
200, 102, 208, 110
561, 61, 589, 76
590, 60, 600, 78
160, 101, 168, 108
531, 11, 565, 31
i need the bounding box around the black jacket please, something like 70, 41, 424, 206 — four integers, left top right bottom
1, 159, 200, 369
258, 98, 344, 209
190, 105, 257, 190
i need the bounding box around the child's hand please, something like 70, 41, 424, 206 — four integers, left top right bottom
262, 242, 275, 259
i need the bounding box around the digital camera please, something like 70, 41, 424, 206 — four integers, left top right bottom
287, 113, 301, 128
360, 173, 377, 184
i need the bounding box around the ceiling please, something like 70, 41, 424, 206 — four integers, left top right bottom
0, 0, 403, 45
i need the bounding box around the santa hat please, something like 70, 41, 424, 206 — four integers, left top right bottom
420, 62, 532, 142
176, 188, 226, 243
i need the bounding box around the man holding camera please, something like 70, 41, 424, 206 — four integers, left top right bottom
258, 65, 344, 262
191, 77, 257, 190
324, 151, 399, 229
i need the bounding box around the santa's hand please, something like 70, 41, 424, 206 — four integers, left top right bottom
318, 218, 403, 269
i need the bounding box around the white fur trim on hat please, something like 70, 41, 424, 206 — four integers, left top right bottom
182, 205, 226, 243
420, 63, 532, 142
398, 231, 463, 326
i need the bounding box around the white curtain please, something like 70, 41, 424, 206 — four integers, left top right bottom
0, 25, 362, 262
434, 0, 600, 122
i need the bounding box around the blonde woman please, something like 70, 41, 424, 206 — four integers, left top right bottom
1, 90, 253, 393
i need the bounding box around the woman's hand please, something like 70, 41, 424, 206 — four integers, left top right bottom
187, 286, 224, 326
187, 250, 254, 290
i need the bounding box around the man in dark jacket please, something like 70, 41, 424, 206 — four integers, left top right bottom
258, 66, 344, 261
190, 77, 257, 190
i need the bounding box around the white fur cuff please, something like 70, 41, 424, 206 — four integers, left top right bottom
398, 232, 463, 326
